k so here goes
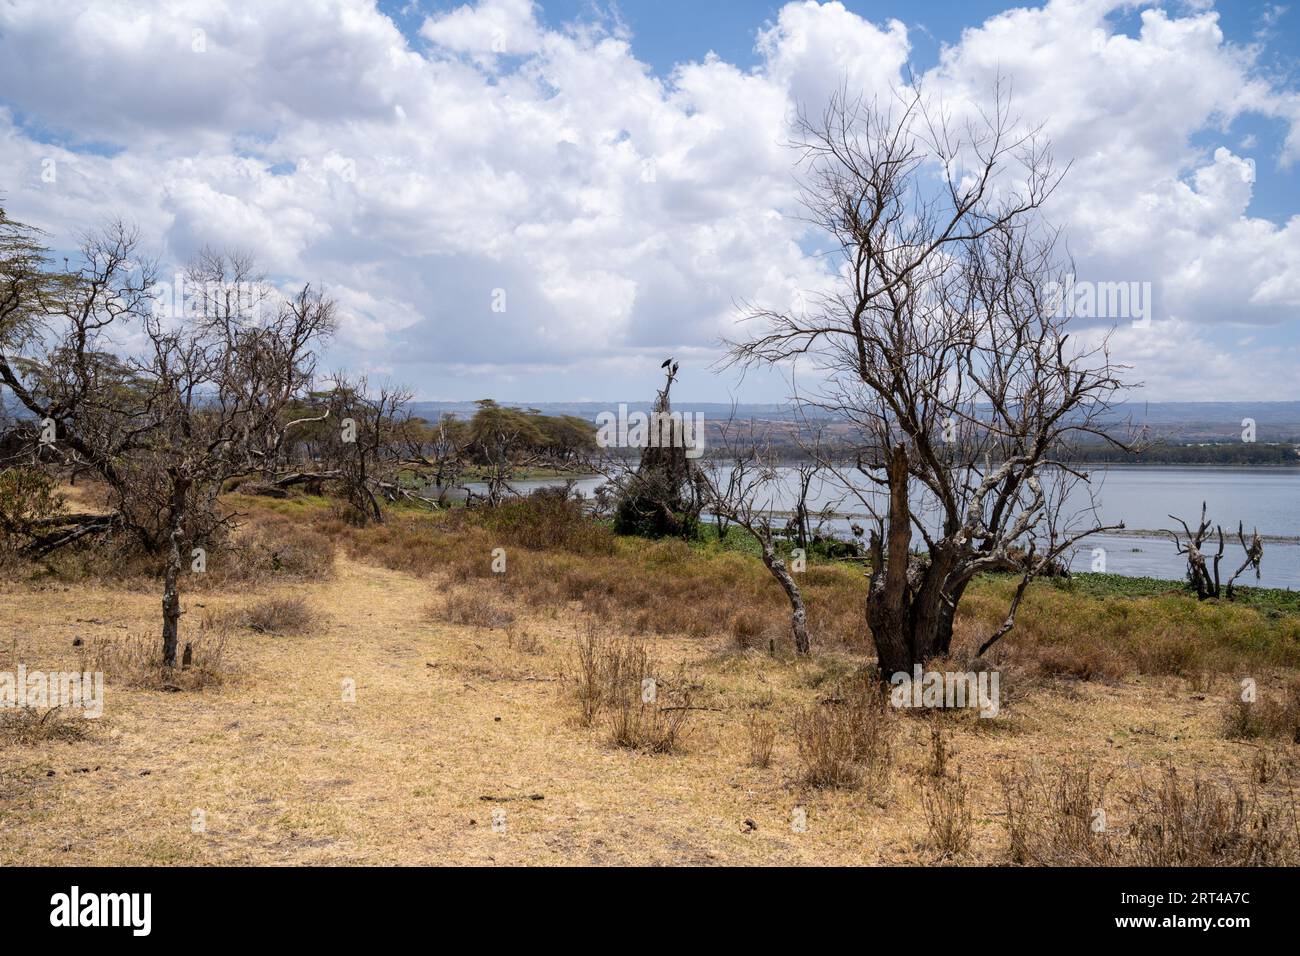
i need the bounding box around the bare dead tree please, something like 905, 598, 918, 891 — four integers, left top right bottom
1226, 522, 1264, 599
140, 252, 336, 665
699, 418, 812, 654
725, 81, 1134, 674
315, 374, 413, 523
0, 222, 335, 665
1165, 504, 1264, 601
1165, 502, 1224, 599
786, 456, 819, 551
783, 417, 848, 553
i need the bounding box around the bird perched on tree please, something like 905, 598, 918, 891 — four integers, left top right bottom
661, 358, 673, 368
850, 522, 865, 538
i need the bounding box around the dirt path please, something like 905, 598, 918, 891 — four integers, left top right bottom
1, 555, 865, 864
1, 551, 1272, 865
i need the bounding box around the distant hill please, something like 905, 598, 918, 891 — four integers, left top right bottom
7, 392, 1297, 454
406, 400, 841, 422
1105, 402, 1300, 442
408, 400, 1300, 443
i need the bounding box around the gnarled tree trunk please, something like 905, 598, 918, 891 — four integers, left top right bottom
759, 541, 809, 654
865, 447, 998, 674
161, 473, 191, 668
867, 444, 915, 674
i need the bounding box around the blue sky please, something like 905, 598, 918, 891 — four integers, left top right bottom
2, 0, 1300, 404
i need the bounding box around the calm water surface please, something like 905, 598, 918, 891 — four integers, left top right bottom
467, 465, 1300, 589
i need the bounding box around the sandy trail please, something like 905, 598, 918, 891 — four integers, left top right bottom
0, 552, 1264, 865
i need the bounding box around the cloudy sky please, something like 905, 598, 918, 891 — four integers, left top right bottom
2, 0, 1299, 404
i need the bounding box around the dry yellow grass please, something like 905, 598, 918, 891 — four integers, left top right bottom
3, 537, 1298, 866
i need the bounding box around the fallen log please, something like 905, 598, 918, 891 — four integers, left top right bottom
21, 513, 119, 558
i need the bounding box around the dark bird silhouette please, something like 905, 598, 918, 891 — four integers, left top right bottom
670, 361, 679, 376
182, 643, 193, 669
850, 522, 865, 538
661, 358, 673, 368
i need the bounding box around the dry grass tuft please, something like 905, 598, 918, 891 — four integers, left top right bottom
794, 673, 893, 790
793, 704, 863, 788
745, 713, 776, 768
998, 760, 1113, 865
241, 596, 315, 635
1123, 767, 1299, 866
1031, 642, 1126, 683
506, 630, 544, 655
78, 631, 230, 692
925, 719, 951, 778
1222, 677, 1300, 743
569, 626, 695, 753
731, 610, 766, 651
0, 707, 89, 746
1247, 745, 1285, 785
571, 625, 653, 727
209, 510, 335, 585
921, 769, 973, 859
608, 675, 693, 754
434, 591, 517, 629
997, 759, 1300, 865
472, 487, 616, 556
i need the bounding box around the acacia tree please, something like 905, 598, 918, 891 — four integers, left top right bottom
462, 399, 545, 507
320, 374, 413, 523
1, 220, 157, 553
393, 412, 467, 507
0, 220, 335, 665
727, 84, 1133, 674
1, 205, 52, 347
700, 421, 814, 654
1, 208, 115, 552
273, 390, 594, 516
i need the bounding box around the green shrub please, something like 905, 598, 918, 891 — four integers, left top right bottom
0, 466, 63, 549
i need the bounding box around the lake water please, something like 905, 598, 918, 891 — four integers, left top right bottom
465, 465, 1300, 590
